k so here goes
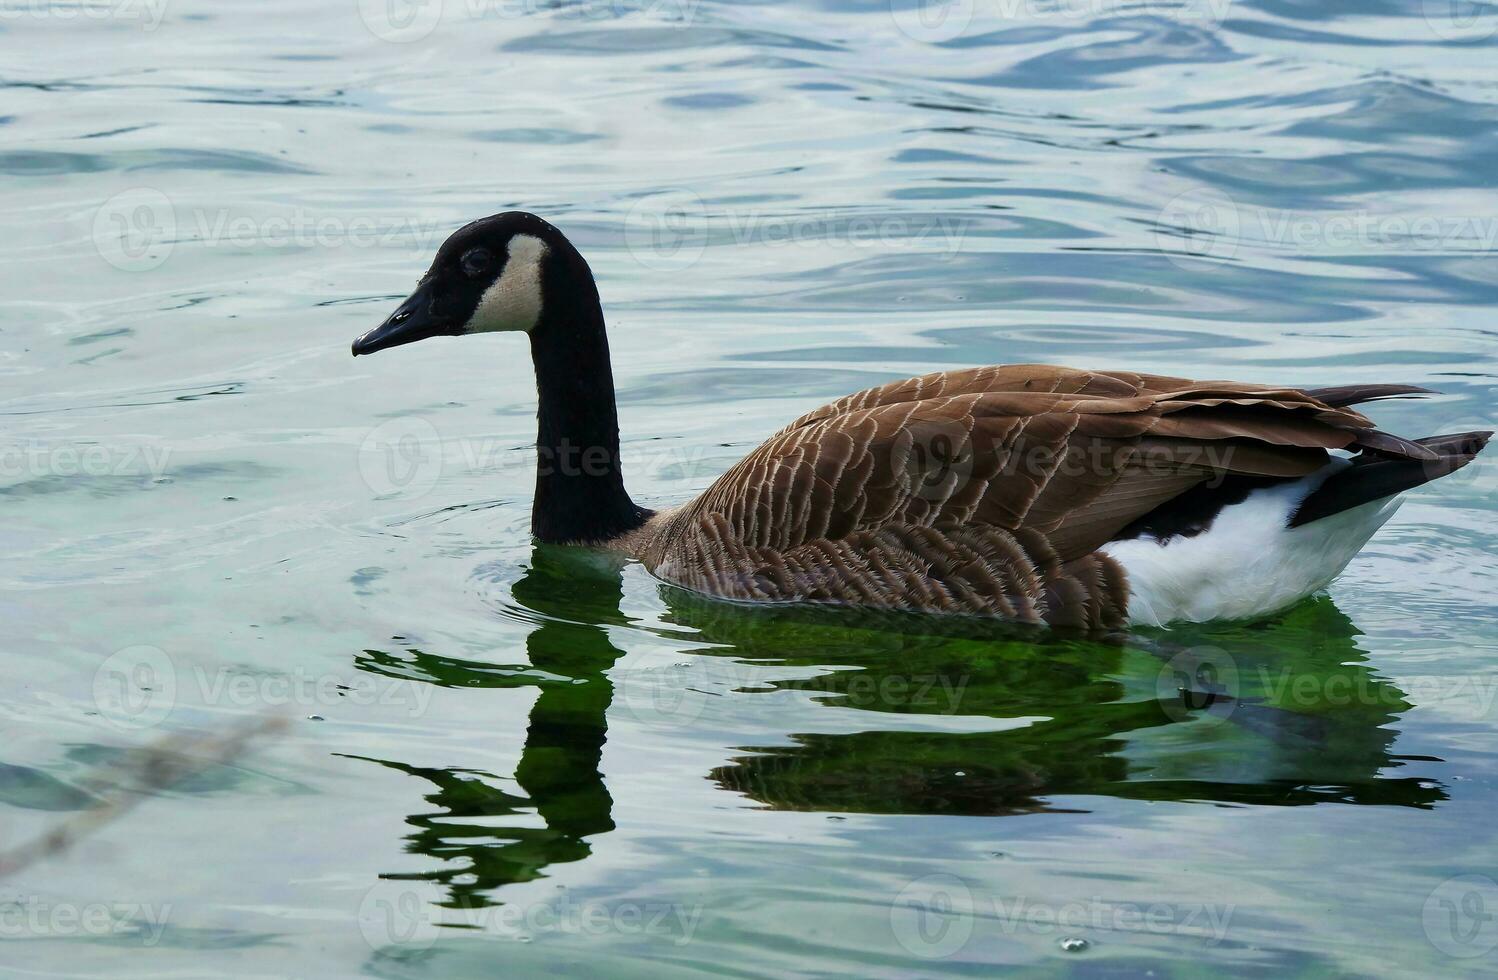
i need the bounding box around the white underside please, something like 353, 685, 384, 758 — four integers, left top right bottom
1097, 461, 1402, 627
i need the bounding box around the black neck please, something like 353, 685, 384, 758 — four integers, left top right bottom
528, 248, 649, 544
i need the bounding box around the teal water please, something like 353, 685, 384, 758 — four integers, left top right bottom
3, 1, 1497, 975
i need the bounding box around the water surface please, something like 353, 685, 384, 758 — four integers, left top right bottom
2, 0, 1496, 975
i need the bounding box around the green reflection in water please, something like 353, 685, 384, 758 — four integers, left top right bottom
348, 546, 627, 910
677, 595, 1442, 814
353, 545, 1442, 907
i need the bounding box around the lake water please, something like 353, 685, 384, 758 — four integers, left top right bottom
3, 0, 1497, 975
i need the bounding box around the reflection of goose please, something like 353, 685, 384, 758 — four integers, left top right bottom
657, 591, 1443, 815
352, 212, 1488, 627
351, 547, 625, 907
351, 550, 1442, 902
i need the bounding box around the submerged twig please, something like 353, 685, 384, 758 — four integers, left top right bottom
0, 715, 287, 879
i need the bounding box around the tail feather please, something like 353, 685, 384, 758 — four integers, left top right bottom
1289, 430, 1491, 527
1305, 383, 1435, 408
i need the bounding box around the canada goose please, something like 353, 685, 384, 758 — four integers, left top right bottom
352, 212, 1491, 629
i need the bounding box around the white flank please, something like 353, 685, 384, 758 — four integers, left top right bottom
467, 233, 548, 334
1098, 461, 1403, 627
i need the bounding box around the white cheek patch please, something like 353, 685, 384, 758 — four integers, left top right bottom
466, 233, 548, 334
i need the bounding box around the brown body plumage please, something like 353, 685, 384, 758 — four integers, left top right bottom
618, 365, 1462, 629
354, 213, 1491, 629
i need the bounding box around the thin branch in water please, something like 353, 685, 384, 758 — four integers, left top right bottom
0, 714, 288, 880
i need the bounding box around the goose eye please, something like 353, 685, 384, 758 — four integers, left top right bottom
460, 248, 492, 278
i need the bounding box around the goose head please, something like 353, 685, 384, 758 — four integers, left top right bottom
353, 211, 648, 544
352, 211, 590, 357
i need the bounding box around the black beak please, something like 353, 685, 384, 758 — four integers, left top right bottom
352, 281, 458, 356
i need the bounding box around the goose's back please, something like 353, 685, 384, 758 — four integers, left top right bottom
636, 364, 1423, 628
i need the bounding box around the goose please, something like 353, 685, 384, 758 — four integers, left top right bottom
351, 211, 1491, 629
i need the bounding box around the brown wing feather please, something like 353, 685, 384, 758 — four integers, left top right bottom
645, 364, 1432, 628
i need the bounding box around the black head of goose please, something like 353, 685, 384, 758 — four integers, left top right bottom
353, 211, 1491, 630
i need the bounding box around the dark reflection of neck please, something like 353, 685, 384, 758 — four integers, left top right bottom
661, 593, 1444, 816
351, 545, 626, 909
